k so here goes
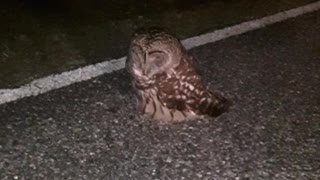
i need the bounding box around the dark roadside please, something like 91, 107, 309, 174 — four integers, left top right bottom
0, 0, 317, 88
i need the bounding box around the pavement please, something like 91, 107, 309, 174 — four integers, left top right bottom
0, 9, 319, 180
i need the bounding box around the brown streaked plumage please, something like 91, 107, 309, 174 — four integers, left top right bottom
126, 27, 231, 123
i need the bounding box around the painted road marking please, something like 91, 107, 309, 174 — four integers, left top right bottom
1, 1, 320, 105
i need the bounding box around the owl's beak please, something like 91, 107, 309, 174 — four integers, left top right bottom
142, 53, 148, 76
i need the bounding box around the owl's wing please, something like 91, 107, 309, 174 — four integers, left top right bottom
156, 75, 185, 111
157, 72, 231, 117
156, 72, 203, 113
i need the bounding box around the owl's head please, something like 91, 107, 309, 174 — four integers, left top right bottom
127, 27, 184, 82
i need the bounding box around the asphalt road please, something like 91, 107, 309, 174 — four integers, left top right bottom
0, 11, 319, 180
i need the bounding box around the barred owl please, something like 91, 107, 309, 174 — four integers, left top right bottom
126, 27, 231, 123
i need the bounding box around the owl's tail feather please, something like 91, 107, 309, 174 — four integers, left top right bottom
201, 91, 232, 118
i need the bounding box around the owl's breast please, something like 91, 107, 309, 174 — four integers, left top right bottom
132, 74, 158, 90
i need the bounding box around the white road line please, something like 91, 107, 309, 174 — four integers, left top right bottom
1, 1, 320, 105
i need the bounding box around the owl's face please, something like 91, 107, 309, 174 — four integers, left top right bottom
127, 28, 183, 86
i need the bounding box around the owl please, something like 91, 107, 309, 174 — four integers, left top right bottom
126, 27, 231, 123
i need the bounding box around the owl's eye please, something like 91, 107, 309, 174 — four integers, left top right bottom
148, 51, 167, 67
128, 45, 145, 76
142, 51, 169, 77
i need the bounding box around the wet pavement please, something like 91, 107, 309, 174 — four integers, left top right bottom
0, 8, 320, 180
0, 0, 317, 88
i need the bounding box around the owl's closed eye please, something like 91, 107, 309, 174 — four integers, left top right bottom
144, 51, 168, 77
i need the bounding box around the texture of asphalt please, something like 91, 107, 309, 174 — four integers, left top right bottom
0, 11, 319, 180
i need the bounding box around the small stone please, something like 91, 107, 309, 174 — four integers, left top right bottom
165, 157, 172, 163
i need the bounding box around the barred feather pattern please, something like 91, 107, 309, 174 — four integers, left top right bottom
126, 27, 231, 123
